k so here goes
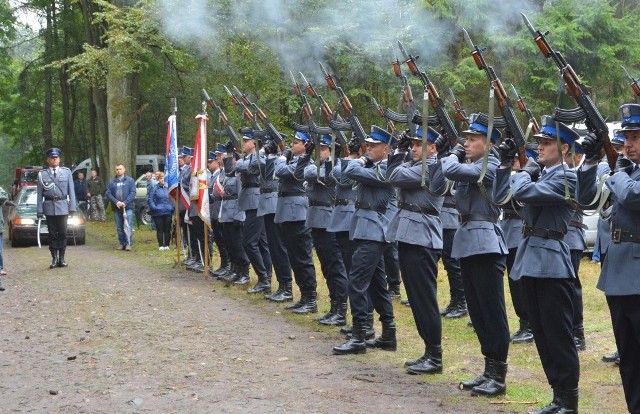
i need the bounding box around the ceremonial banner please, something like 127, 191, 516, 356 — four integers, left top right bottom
192, 113, 210, 226
164, 114, 180, 200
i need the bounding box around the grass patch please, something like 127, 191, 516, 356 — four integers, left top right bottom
86, 218, 627, 413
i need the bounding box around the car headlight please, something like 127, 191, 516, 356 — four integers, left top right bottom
15, 218, 36, 225
68, 217, 84, 225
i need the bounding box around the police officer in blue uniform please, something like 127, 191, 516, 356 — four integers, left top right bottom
178, 146, 194, 265
37, 147, 76, 268
208, 147, 230, 277
297, 134, 349, 325
254, 138, 292, 298
230, 131, 272, 288
333, 126, 397, 355
578, 104, 640, 414
387, 126, 445, 374
496, 115, 580, 413
274, 131, 318, 313
219, 147, 250, 283
430, 113, 509, 396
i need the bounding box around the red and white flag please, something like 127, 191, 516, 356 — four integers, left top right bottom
191, 113, 210, 226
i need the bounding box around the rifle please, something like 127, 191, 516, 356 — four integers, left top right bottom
223, 85, 260, 132
300, 72, 349, 156
233, 85, 285, 150
397, 40, 461, 148
202, 89, 240, 151
521, 13, 617, 169
462, 29, 528, 166
372, 97, 397, 136
290, 71, 321, 175
449, 88, 470, 129
319, 62, 368, 152
622, 65, 640, 97
511, 84, 540, 134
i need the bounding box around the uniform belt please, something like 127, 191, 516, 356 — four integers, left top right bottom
309, 200, 333, 207
612, 228, 640, 243
522, 224, 565, 241
460, 214, 498, 224
442, 202, 456, 209
278, 191, 306, 197
222, 195, 238, 201
398, 201, 438, 216
334, 198, 354, 206
44, 196, 65, 201
569, 220, 588, 230
502, 210, 520, 220
260, 188, 275, 193
242, 183, 260, 189
355, 201, 386, 214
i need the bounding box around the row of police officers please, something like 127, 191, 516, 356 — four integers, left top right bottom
174, 103, 640, 414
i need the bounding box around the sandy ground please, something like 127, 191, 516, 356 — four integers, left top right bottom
0, 243, 512, 413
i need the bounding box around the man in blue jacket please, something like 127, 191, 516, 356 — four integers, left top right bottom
105, 164, 136, 251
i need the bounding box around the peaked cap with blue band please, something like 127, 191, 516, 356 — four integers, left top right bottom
208, 151, 217, 161
215, 143, 226, 154
412, 126, 441, 143
462, 113, 501, 142
619, 104, 640, 131
294, 130, 310, 142
365, 125, 392, 144
319, 134, 333, 146
612, 129, 625, 146
46, 147, 61, 157
179, 146, 193, 156
534, 115, 580, 147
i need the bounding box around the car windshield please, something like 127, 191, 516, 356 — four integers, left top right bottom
22, 171, 41, 182
18, 187, 38, 205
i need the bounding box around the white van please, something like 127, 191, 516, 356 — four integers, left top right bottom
72, 155, 165, 179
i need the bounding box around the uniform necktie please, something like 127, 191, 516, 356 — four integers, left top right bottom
53, 169, 57, 178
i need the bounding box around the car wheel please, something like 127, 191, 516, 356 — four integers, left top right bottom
140, 206, 152, 226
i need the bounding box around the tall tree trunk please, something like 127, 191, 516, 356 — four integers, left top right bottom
59, 0, 76, 167
106, 70, 139, 176
42, 2, 54, 153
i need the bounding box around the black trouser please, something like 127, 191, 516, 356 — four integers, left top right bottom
523, 277, 579, 390
263, 213, 291, 284
46, 214, 68, 250
506, 247, 527, 322
189, 215, 205, 262
570, 249, 584, 330
399, 242, 442, 347
242, 209, 269, 278
607, 295, 640, 413
311, 228, 348, 304
460, 253, 509, 362
384, 241, 401, 288
335, 231, 355, 275
153, 215, 172, 247
349, 239, 394, 327
442, 228, 464, 302
221, 221, 249, 267
209, 219, 229, 264
281, 220, 316, 293
179, 210, 189, 254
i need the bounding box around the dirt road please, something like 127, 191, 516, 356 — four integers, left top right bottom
0, 243, 508, 413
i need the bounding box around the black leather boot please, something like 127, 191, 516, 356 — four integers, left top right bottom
57, 249, 68, 267
440, 300, 456, 316
365, 321, 397, 351
247, 273, 271, 294
471, 358, 507, 396
213, 259, 230, 277
555, 388, 578, 414
602, 350, 620, 364
407, 344, 443, 374
264, 282, 282, 300
460, 357, 490, 390
333, 323, 366, 355
388, 284, 401, 300
404, 346, 428, 367
269, 281, 293, 302
511, 319, 534, 344
220, 263, 236, 283
233, 264, 251, 286
315, 300, 336, 322
340, 325, 353, 335
293, 291, 318, 314
528, 388, 561, 414
346, 312, 375, 340
444, 298, 468, 319
320, 302, 347, 326
49, 250, 58, 269
573, 325, 586, 351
